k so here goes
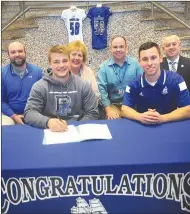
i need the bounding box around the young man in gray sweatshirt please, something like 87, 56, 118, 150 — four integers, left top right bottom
24, 45, 99, 132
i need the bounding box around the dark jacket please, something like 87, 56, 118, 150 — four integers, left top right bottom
161, 55, 190, 91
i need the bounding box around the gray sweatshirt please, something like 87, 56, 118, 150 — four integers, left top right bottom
24, 72, 99, 128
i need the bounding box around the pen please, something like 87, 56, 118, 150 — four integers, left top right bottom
57, 115, 62, 121
57, 116, 68, 131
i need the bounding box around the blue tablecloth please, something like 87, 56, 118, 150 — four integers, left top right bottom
2, 119, 190, 213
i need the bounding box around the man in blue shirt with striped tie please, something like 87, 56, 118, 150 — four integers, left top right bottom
122, 41, 190, 124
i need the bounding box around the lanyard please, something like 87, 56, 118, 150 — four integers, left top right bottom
112, 64, 126, 84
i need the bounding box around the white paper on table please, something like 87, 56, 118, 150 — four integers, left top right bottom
43, 124, 112, 145
76, 124, 112, 141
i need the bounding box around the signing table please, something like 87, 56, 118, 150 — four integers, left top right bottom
2, 119, 190, 213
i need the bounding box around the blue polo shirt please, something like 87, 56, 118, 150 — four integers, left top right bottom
122, 70, 190, 114
2, 63, 43, 117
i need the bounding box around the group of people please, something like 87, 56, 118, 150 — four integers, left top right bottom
2, 34, 190, 131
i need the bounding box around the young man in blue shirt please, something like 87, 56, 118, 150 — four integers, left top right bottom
121, 42, 190, 124
97, 36, 143, 120
2, 42, 43, 125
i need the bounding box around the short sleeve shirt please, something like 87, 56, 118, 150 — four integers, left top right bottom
123, 70, 190, 114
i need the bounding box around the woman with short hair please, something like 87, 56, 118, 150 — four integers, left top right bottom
68, 40, 105, 119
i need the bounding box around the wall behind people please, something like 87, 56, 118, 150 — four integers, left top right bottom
2, 2, 190, 72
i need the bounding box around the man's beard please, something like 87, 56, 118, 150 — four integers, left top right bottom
11, 57, 26, 67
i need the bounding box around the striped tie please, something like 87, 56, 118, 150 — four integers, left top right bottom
170, 61, 177, 72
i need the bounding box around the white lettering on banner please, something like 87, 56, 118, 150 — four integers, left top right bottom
1, 172, 190, 213
131, 174, 146, 196
143, 173, 154, 198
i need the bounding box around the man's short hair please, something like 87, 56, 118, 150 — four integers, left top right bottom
48, 45, 69, 62
7, 41, 26, 54
162, 35, 181, 47
67, 40, 88, 63
138, 42, 161, 57
111, 35, 127, 46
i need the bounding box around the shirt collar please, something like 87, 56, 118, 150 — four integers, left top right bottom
108, 56, 129, 66
166, 55, 179, 64
10, 63, 29, 74
141, 69, 166, 88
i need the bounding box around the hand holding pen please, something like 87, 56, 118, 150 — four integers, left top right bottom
47, 118, 68, 132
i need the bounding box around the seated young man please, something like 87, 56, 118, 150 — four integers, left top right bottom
121, 41, 190, 124
24, 45, 99, 132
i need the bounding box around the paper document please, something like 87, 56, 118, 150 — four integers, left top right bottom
43, 124, 112, 145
